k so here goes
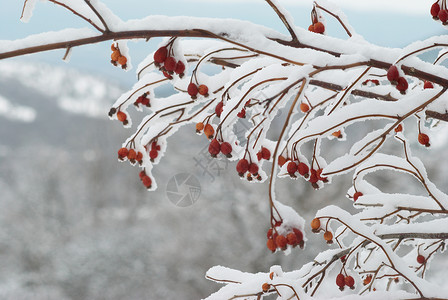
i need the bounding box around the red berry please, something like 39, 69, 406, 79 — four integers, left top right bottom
316, 169, 327, 182
220, 142, 232, 157
314, 22, 325, 34
204, 124, 215, 139
236, 159, 249, 176
237, 108, 246, 118
298, 162, 309, 177
308, 24, 315, 32
162, 71, 173, 79
418, 133, 430, 146
127, 149, 137, 160
286, 233, 297, 245
396, 77, 408, 93
431, 3, 441, 18
215, 101, 224, 117
417, 255, 426, 264
395, 124, 403, 133
257, 152, 262, 161
198, 84, 209, 96
293, 228, 303, 243
136, 151, 143, 162
336, 274, 345, 288
353, 191, 363, 201
261, 147, 271, 160
278, 155, 287, 167
208, 139, 221, 157
387, 65, 399, 83
154, 47, 168, 64
267, 228, 273, 239
276, 235, 287, 249
267, 238, 276, 252
117, 111, 127, 122
175, 61, 185, 75
118, 147, 128, 159
139, 170, 146, 179
345, 276, 355, 288
141, 175, 152, 189
309, 169, 318, 183
149, 149, 158, 160
141, 97, 150, 107
287, 161, 298, 176
424, 81, 434, 89
439, 9, 448, 23
164, 57, 176, 72
188, 83, 198, 98
249, 163, 259, 175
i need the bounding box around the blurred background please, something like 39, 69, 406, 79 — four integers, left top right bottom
0, 1, 447, 299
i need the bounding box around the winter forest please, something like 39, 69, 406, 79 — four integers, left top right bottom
1, 0, 448, 299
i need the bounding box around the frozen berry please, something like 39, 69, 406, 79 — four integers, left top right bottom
154, 47, 168, 64
363, 275, 372, 285
424, 81, 434, 89
204, 124, 215, 139
215, 101, 224, 117
345, 276, 355, 289
236, 159, 249, 176
287, 161, 298, 176
198, 84, 209, 96
298, 162, 309, 177
324, 231, 333, 244
237, 108, 246, 118
418, 133, 430, 146
353, 191, 363, 201
387, 65, 399, 83
332, 130, 342, 138
439, 9, 448, 23
139, 170, 146, 179
111, 44, 117, 51
267, 228, 273, 239
118, 55, 127, 66
309, 169, 319, 183
141, 175, 152, 189
196, 122, 204, 133
311, 218, 320, 232
127, 149, 137, 160
221, 142, 232, 157
249, 163, 259, 175
111, 51, 120, 62
261, 147, 271, 160
286, 233, 297, 245
136, 151, 143, 163
431, 2, 441, 18
117, 111, 127, 122
293, 228, 303, 243
395, 124, 403, 133
276, 235, 287, 250
278, 155, 287, 167
188, 83, 198, 98
314, 22, 325, 34
300, 103, 309, 113
336, 273, 345, 289
267, 238, 276, 252
118, 147, 128, 159
308, 24, 315, 32
316, 169, 328, 182
175, 61, 185, 75
262, 283, 270, 292
164, 57, 176, 72
417, 255, 426, 264
208, 139, 221, 157
396, 77, 408, 93
149, 149, 158, 161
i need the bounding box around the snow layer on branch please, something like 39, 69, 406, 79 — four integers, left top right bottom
20, 0, 38, 23
316, 205, 448, 297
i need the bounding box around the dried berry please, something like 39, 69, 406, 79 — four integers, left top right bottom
196, 122, 204, 133
236, 158, 249, 176
111, 51, 120, 62
154, 47, 168, 64
363, 275, 372, 285
208, 139, 221, 157
332, 130, 342, 138
395, 124, 403, 133
118, 55, 127, 66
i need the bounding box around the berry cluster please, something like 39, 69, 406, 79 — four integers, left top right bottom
117, 147, 143, 165
153, 43, 186, 79
336, 273, 355, 290
266, 221, 304, 252
236, 158, 261, 181
208, 138, 233, 158
196, 122, 215, 139
431, 1, 448, 24
134, 92, 150, 108
188, 82, 209, 99
387, 65, 408, 94
149, 141, 161, 162
110, 43, 127, 69
139, 170, 152, 189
